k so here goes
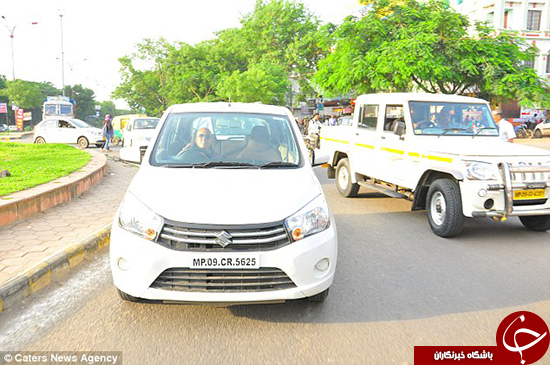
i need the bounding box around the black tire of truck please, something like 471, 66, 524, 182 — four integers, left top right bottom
336, 158, 359, 197
307, 288, 329, 302
519, 215, 550, 232
426, 179, 465, 238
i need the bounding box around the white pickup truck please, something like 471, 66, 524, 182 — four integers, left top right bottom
318, 93, 550, 237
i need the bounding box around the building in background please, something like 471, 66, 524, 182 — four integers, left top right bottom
453, 0, 549, 119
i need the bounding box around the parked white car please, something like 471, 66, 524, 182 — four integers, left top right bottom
34, 118, 104, 148
110, 102, 337, 304
119, 117, 160, 163
534, 118, 550, 138
318, 93, 550, 237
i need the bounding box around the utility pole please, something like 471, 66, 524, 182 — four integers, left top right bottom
59, 13, 66, 96
2, 16, 17, 80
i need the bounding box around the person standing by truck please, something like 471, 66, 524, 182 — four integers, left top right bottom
492, 109, 516, 143
308, 113, 322, 148
102, 114, 114, 152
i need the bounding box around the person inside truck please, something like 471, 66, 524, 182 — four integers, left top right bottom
436, 107, 463, 129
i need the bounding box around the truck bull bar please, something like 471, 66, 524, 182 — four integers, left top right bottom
471, 163, 550, 218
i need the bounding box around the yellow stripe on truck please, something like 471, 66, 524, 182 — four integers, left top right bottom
380, 147, 404, 155
355, 143, 375, 149
324, 138, 350, 144
422, 154, 453, 163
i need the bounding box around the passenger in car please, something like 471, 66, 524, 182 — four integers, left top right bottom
236, 126, 281, 162
179, 127, 221, 159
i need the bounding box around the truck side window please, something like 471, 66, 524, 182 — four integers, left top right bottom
358, 105, 378, 130
383, 105, 404, 132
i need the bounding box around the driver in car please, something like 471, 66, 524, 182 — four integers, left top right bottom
179, 127, 221, 159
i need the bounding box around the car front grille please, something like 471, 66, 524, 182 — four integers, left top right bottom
157, 220, 291, 252
510, 162, 550, 183
150, 267, 296, 292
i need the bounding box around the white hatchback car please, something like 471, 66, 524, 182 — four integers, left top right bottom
34, 118, 104, 148
534, 118, 550, 139
110, 102, 338, 304
119, 117, 160, 163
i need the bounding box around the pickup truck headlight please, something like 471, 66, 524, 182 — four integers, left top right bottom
118, 192, 164, 241
285, 195, 330, 241
464, 161, 499, 181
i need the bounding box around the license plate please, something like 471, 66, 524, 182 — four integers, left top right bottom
513, 189, 546, 200
191, 255, 260, 269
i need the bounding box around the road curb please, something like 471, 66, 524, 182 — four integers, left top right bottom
0, 225, 111, 313
0, 132, 33, 141
0, 150, 107, 227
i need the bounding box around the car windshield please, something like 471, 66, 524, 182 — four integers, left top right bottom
409, 102, 499, 136
150, 112, 302, 167
70, 119, 91, 128
134, 118, 159, 130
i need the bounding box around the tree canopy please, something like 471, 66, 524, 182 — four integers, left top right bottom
114, 0, 332, 114
314, 0, 549, 107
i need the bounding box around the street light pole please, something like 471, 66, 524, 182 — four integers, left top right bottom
1, 16, 17, 80
59, 13, 66, 96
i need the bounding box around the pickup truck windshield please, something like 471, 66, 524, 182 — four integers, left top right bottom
150, 112, 302, 167
409, 102, 498, 136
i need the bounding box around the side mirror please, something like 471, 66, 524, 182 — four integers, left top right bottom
393, 120, 405, 137
127, 125, 132, 131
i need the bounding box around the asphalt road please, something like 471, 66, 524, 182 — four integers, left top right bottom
0, 162, 549, 364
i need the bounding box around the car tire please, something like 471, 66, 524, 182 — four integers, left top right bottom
116, 287, 140, 302
112, 136, 120, 146
327, 165, 336, 179
307, 288, 329, 302
77, 137, 89, 149
534, 129, 543, 139
336, 158, 359, 197
519, 216, 550, 232
34, 137, 46, 144
427, 179, 464, 237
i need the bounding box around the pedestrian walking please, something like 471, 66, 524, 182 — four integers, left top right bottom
308, 113, 322, 148
102, 114, 114, 152
328, 115, 337, 126
492, 110, 516, 143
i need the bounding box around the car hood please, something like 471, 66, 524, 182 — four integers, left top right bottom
418, 138, 550, 157
126, 166, 322, 225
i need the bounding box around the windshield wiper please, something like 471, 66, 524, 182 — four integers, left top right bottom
437, 128, 468, 137
161, 164, 194, 168
473, 127, 497, 137
259, 162, 299, 169
193, 161, 255, 168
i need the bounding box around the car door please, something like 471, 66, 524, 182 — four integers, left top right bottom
57, 119, 77, 143
352, 103, 381, 177
39, 120, 58, 142
376, 103, 408, 185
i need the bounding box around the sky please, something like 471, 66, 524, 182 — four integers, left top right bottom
0, 0, 363, 109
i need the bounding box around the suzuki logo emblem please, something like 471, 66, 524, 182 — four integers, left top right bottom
215, 231, 233, 248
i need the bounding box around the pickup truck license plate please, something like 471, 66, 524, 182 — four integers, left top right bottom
513, 189, 546, 200
191, 255, 260, 269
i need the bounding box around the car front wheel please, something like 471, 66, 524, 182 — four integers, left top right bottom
35, 137, 46, 144
519, 215, 550, 232
427, 179, 464, 237
77, 137, 89, 149
534, 129, 543, 139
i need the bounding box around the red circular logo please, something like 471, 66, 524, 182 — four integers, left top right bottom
496, 311, 549, 365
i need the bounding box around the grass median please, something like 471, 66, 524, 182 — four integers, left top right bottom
0, 143, 91, 197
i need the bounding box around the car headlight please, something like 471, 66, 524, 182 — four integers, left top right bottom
285, 194, 330, 241
464, 161, 499, 180
118, 192, 164, 241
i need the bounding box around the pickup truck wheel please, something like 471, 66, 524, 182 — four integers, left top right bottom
534, 129, 543, 139
336, 158, 359, 197
519, 216, 550, 232
77, 137, 89, 149
427, 179, 464, 237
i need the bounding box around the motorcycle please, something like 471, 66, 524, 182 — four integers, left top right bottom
514, 122, 534, 139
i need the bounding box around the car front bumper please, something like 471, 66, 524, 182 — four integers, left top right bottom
110, 216, 338, 303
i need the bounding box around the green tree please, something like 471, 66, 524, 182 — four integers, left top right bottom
63, 84, 97, 120
314, 0, 549, 107
98, 100, 116, 117
217, 60, 290, 104
0, 79, 44, 109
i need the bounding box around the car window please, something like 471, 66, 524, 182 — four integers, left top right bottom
59, 120, 74, 128
41, 120, 58, 128
382, 105, 404, 133
151, 112, 301, 167
70, 119, 91, 128
358, 105, 378, 130
409, 102, 498, 136
133, 118, 159, 130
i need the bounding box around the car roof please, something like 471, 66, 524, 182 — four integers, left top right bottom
166, 102, 291, 116
356, 93, 488, 104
